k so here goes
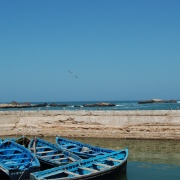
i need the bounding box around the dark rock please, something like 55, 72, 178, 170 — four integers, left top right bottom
0, 102, 47, 109
164, 100, 177, 103
50, 103, 68, 107
83, 102, 116, 107
33, 103, 48, 107
138, 99, 177, 104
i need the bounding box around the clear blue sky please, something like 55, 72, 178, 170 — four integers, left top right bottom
0, 0, 180, 102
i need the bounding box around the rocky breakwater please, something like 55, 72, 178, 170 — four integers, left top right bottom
83, 102, 116, 107
49, 103, 69, 107
0, 101, 47, 109
138, 99, 177, 104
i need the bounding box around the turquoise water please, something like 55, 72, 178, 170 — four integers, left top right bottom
127, 162, 180, 180
1, 100, 180, 111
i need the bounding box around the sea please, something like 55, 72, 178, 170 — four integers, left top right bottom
1, 100, 180, 111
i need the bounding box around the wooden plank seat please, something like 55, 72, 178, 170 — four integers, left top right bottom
93, 163, 112, 168
64, 171, 80, 177
78, 167, 99, 173
68, 147, 79, 151
108, 158, 123, 163
36, 150, 55, 154
30, 146, 50, 150
80, 150, 93, 154
52, 158, 68, 161
41, 153, 64, 158
68, 157, 76, 162
62, 144, 76, 149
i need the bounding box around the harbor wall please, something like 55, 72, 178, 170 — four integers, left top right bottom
0, 110, 180, 139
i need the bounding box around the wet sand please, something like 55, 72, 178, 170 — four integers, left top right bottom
0, 110, 180, 139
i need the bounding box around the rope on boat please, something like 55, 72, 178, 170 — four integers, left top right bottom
17, 155, 36, 180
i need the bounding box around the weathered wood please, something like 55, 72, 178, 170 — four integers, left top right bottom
78, 167, 99, 173
93, 163, 112, 168
108, 158, 123, 163
64, 171, 80, 177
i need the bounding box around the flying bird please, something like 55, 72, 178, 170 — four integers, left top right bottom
68, 71, 78, 78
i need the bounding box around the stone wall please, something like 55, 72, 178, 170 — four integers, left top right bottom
0, 110, 180, 139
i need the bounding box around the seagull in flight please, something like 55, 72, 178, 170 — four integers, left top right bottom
68, 71, 78, 78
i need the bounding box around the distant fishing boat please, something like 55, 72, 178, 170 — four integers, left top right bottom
30, 148, 128, 180
0, 140, 40, 180
56, 136, 115, 159
28, 138, 82, 169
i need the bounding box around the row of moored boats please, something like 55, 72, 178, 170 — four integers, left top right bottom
0, 136, 128, 180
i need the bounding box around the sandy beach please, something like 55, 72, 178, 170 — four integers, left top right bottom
0, 110, 180, 140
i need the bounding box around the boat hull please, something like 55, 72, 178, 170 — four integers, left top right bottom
4, 167, 40, 180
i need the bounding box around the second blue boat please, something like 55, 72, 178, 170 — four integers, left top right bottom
56, 136, 115, 159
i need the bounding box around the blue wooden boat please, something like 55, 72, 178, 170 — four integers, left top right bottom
56, 137, 115, 159
30, 148, 128, 180
0, 140, 40, 180
28, 138, 82, 169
